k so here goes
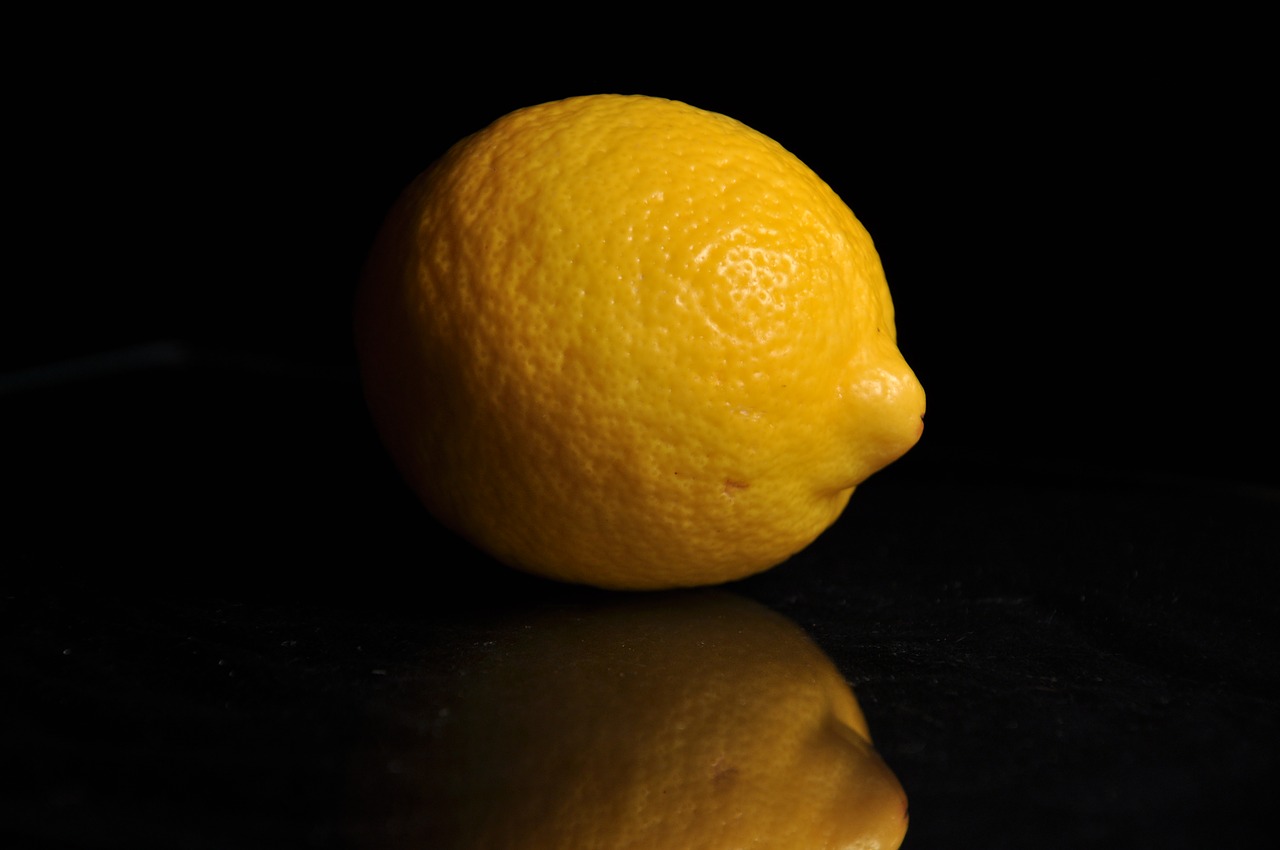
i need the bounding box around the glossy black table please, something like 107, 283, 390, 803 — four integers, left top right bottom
4, 352, 1277, 848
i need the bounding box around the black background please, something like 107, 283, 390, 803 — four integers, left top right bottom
9, 28, 1274, 487
5, 17, 1277, 850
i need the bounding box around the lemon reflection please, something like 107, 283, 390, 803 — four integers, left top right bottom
355, 589, 907, 849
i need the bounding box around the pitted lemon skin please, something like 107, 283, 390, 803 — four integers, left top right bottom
355, 94, 925, 589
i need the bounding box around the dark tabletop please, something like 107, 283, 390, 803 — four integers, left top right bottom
4, 358, 1277, 849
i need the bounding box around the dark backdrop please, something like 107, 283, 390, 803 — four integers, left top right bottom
9, 28, 1273, 488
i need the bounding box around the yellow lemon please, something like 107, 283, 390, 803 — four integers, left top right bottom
355, 94, 924, 589
352, 590, 908, 849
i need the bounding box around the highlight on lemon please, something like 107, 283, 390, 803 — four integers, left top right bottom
355, 94, 925, 590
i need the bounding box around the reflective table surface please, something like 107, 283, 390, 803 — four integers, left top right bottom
5, 356, 1277, 848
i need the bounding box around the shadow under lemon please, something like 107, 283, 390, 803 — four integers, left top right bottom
346, 588, 908, 849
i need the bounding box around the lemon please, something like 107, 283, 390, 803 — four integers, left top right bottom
355, 94, 924, 589
353, 590, 909, 849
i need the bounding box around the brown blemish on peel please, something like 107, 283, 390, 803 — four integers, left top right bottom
710, 757, 739, 789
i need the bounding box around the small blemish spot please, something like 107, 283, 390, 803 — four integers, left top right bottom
711, 757, 739, 788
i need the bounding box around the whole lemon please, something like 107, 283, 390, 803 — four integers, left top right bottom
352, 590, 908, 849
355, 94, 924, 590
